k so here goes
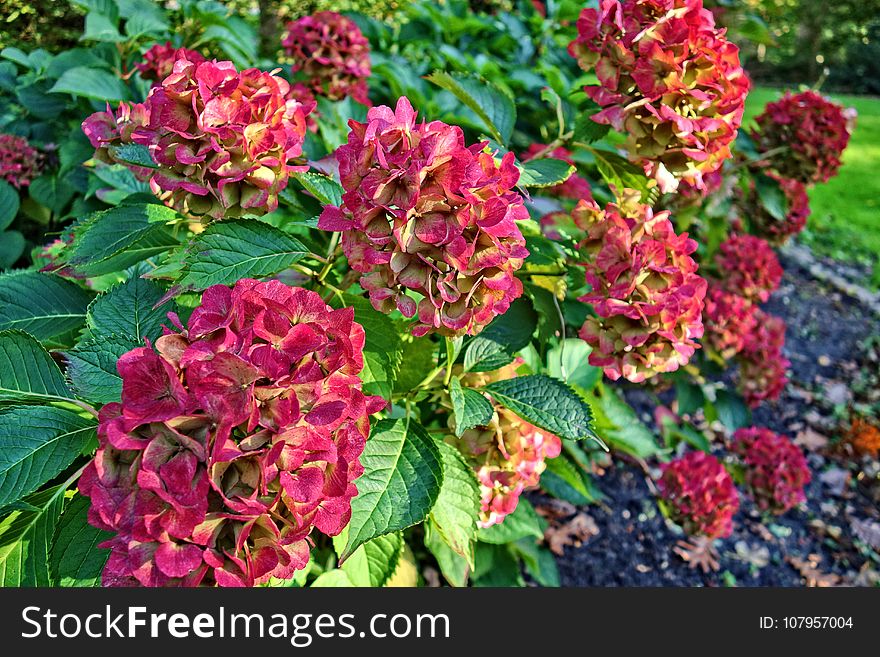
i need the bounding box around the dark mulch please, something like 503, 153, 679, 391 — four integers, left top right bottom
554, 254, 880, 587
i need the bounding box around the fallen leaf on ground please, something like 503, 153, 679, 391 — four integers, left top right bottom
850, 518, 880, 551
674, 537, 720, 573
535, 499, 577, 520
795, 427, 829, 451
787, 554, 842, 587
544, 512, 599, 556
823, 382, 851, 406
819, 467, 851, 496
732, 541, 770, 568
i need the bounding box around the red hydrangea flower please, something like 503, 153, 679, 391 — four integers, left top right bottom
136, 42, 206, 84
752, 90, 853, 185
82, 58, 312, 220
521, 143, 592, 199
79, 279, 385, 587
657, 451, 739, 539
318, 97, 529, 337
0, 133, 41, 188
450, 364, 562, 528
746, 174, 810, 245
714, 233, 782, 303
282, 11, 371, 104
568, 0, 749, 192
702, 284, 757, 359
736, 308, 789, 408
575, 189, 707, 382
732, 427, 811, 514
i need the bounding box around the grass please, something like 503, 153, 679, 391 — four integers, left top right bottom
744, 87, 880, 286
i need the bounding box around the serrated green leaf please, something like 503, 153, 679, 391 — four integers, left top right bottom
0, 272, 92, 347
0, 231, 25, 269
512, 538, 560, 587
107, 143, 158, 170
429, 440, 480, 565
49, 66, 130, 102
425, 71, 515, 144
178, 220, 309, 291
516, 158, 576, 188
292, 171, 343, 206
541, 453, 593, 505
472, 542, 523, 587
50, 493, 111, 587
337, 294, 403, 401
547, 339, 601, 392
573, 110, 610, 145
0, 485, 66, 586
463, 298, 537, 372
392, 336, 437, 393
87, 277, 172, 343
0, 180, 19, 231
342, 418, 443, 560
65, 335, 133, 405
477, 497, 544, 544
425, 520, 469, 587
66, 204, 180, 277
483, 374, 598, 442
310, 569, 355, 587
591, 148, 653, 201
0, 330, 76, 403
586, 384, 659, 457
0, 406, 95, 507
713, 389, 751, 430
341, 533, 403, 587
449, 378, 493, 436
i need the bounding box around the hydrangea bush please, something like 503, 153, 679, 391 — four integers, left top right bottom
0, 0, 852, 588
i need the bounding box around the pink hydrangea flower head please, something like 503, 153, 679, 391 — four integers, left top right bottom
702, 284, 757, 359
733, 427, 811, 514
81, 58, 313, 221
568, 0, 749, 192
79, 279, 385, 587
575, 189, 707, 382
318, 96, 530, 337
136, 42, 206, 84
521, 143, 592, 200
657, 450, 739, 539
714, 233, 782, 303
736, 308, 789, 408
746, 174, 810, 245
450, 364, 562, 528
0, 133, 41, 188
752, 90, 853, 185
282, 11, 371, 104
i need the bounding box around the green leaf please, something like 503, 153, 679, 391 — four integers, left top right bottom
292, 172, 343, 206
449, 377, 493, 436
0, 231, 25, 269
340, 294, 403, 401
541, 453, 594, 505
65, 335, 131, 405
340, 533, 403, 587
0, 406, 95, 507
50, 493, 111, 587
586, 384, 659, 457
483, 374, 598, 442
0, 330, 76, 403
107, 143, 158, 170
66, 204, 180, 277
425, 520, 469, 587
513, 538, 560, 587
0, 485, 66, 586
87, 277, 172, 343
342, 418, 443, 560
0, 180, 19, 231
392, 336, 437, 393
754, 173, 788, 222
0, 272, 92, 348
516, 158, 576, 188
573, 110, 610, 145
463, 298, 537, 372
178, 220, 309, 291
547, 339, 601, 392
477, 497, 544, 544
591, 148, 653, 201
429, 440, 480, 565
675, 380, 705, 416
309, 569, 355, 587
82, 11, 125, 42
713, 389, 751, 430
49, 66, 130, 102
425, 71, 516, 144
472, 543, 523, 587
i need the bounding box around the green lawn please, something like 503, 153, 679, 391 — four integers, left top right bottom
744, 88, 880, 285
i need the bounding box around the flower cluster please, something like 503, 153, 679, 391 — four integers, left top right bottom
702, 283, 757, 359
732, 427, 811, 514
752, 90, 853, 185
449, 365, 562, 528
79, 279, 384, 587
657, 451, 739, 539
521, 143, 592, 200
714, 233, 782, 303
282, 11, 371, 104
746, 174, 810, 245
575, 189, 707, 382
135, 42, 206, 84
736, 308, 790, 407
845, 418, 880, 458
318, 97, 529, 337
568, 0, 749, 192
0, 133, 40, 188
82, 58, 312, 220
